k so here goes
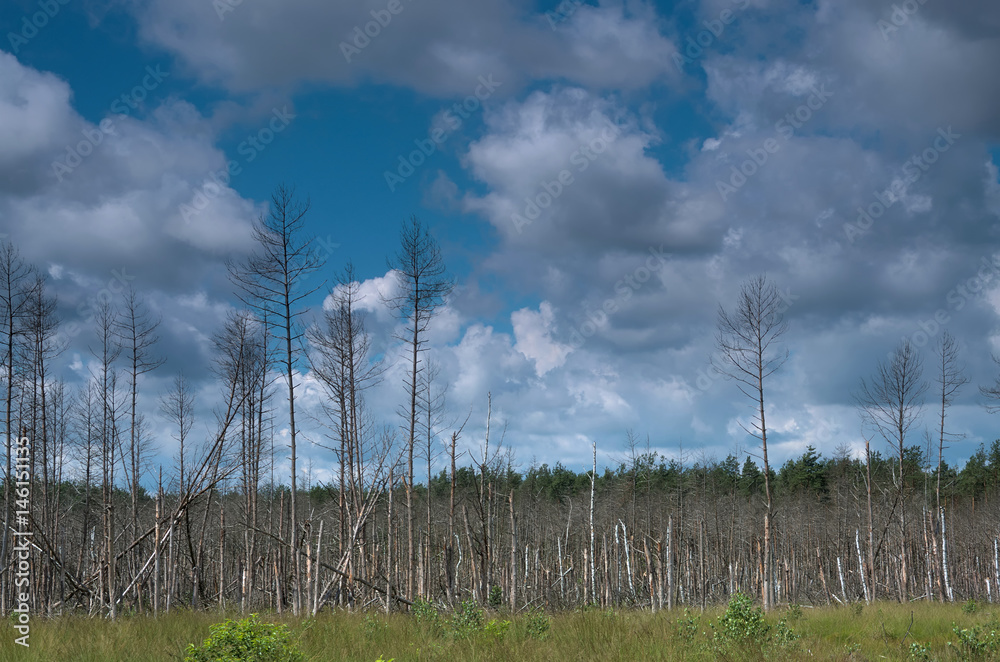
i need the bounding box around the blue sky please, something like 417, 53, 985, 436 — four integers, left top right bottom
3, 0, 1000, 487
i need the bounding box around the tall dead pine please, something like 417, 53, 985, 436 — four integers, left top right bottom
227, 185, 325, 615
712, 274, 789, 610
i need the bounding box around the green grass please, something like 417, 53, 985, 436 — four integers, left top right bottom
0, 600, 997, 661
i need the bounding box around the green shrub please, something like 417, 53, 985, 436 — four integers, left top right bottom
451, 600, 485, 638
711, 592, 799, 656
908, 641, 931, 660
411, 598, 443, 634
675, 608, 701, 644
415, 598, 546, 642
183, 614, 303, 662
487, 585, 503, 609
774, 617, 800, 646
948, 621, 1000, 660
483, 618, 511, 639
524, 608, 551, 640
715, 592, 770, 645
962, 599, 979, 615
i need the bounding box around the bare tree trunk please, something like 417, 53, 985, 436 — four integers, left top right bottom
218, 503, 225, 609
941, 507, 953, 601
0, 241, 32, 613
118, 286, 164, 611
386, 217, 452, 600
590, 442, 596, 604
856, 339, 926, 603
866, 437, 876, 601
935, 332, 965, 603
227, 185, 325, 615
312, 519, 323, 616
621, 520, 634, 601
447, 430, 458, 604
407, 328, 416, 600
816, 546, 830, 605
509, 491, 516, 611
856, 529, 869, 603
643, 537, 654, 612
154, 470, 161, 616
837, 556, 846, 604
713, 274, 788, 610
387, 467, 394, 614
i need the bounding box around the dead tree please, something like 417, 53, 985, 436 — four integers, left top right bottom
860, 431, 876, 602
158, 373, 194, 610
936, 332, 967, 507
934, 332, 966, 600
22, 274, 59, 612
211, 311, 274, 607
419, 360, 446, 599
590, 441, 597, 604
160, 375, 194, 519
227, 185, 325, 615
0, 240, 34, 611
72, 379, 103, 610
89, 301, 123, 617
384, 216, 452, 598
855, 339, 927, 602
447, 417, 468, 605
124, 336, 255, 617
308, 263, 384, 604
712, 274, 788, 610
117, 286, 164, 605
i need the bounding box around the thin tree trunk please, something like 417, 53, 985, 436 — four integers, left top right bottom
856, 529, 869, 603
589, 442, 596, 604
509, 491, 516, 611
387, 467, 394, 614
666, 516, 673, 609
941, 507, 953, 601
154, 471, 161, 616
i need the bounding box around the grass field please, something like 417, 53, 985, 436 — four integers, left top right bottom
0, 598, 997, 661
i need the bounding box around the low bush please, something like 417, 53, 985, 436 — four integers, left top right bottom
523, 608, 551, 640
183, 614, 303, 662
948, 619, 1000, 660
